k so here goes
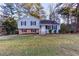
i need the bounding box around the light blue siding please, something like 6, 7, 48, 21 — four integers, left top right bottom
17, 15, 60, 34
18, 16, 40, 29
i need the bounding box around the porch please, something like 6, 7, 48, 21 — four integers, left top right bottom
39, 24, 57, 34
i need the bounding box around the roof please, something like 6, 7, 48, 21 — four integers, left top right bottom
19, 14, 40, 21
40, 20, 58, 24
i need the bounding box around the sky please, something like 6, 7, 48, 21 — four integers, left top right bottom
41, 3, 49, 10
41, 3, 64, 23
41, 3, 57, 20
41, 3, 50, 19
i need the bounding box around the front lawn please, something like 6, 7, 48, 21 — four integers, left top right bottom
0, 34, 79, 56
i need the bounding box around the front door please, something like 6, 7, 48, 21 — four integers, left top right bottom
40, 25, 46, 34
52, 25, 57, 33
45, 25, 52, 34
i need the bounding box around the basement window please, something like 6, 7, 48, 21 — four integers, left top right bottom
31, 29, 36, 32
22, 29, 27, 32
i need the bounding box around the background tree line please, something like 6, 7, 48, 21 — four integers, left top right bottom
0, 3, 79, 34
57, 3, 79, 33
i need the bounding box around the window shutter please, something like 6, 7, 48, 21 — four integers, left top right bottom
21, 21, 26, 26
21, 21, 23, 26
25, 21, 26, 26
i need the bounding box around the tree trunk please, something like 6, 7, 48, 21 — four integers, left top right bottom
67, 16, 70, 24
76, 3, 79, 32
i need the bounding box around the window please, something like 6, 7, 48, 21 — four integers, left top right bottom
21, 21, 26, 26
31, 29, 36, 32
2, 28, 5, 32
2, 28, 5, 30
46, 26, 51, 29
22, 29, 27, 32
31, 21, 36, 26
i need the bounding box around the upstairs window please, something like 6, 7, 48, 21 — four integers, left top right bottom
31, 21, 36, 26
21, 21, 26, 26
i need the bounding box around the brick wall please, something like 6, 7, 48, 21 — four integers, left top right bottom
18, 29, 39, 34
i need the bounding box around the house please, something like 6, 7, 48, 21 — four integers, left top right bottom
40, 20, 60, 34
0, 25, 7, 35
17, 15, 60, 34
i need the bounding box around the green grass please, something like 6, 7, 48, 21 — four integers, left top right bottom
0, 34, 79, 56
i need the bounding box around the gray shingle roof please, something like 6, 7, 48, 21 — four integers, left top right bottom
40, 20, 58, 24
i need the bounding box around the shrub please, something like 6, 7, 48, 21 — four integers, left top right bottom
60, 24, 70, 33
2, 17, 17, 34
49, 29, 52, 34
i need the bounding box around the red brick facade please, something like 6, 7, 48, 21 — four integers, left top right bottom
18, 29, 39, 34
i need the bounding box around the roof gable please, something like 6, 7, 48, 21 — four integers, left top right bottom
19, 15, 40, 21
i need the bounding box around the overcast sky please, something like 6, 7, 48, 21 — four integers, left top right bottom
41, 3, 57, 19
41, 3, 50, 19
41, 3, 63, 23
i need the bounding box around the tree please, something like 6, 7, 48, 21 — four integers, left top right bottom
2, 17, 17, 34
76, 4, 79, 20
57, 3, 79, 33
22, 3, 45, 19
0, 3, 28, 34
49, 3, 61, 24
1, 3, 15, 18
58, 7, 70, 24
60, 23, 70, 33
75, 3, 79, 32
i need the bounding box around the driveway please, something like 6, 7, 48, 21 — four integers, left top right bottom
0, 35, 17, 40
